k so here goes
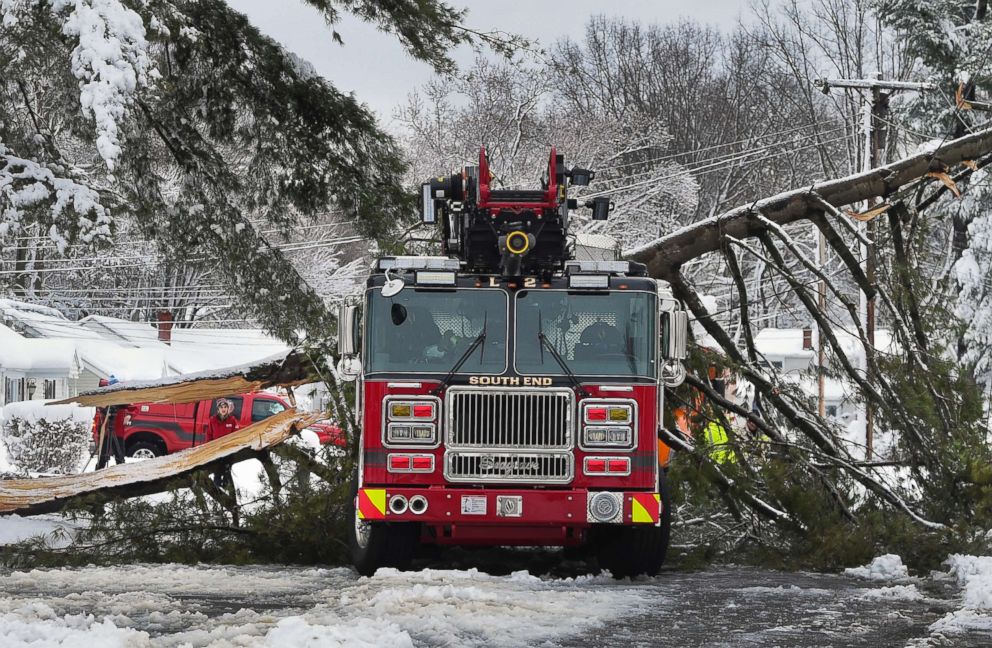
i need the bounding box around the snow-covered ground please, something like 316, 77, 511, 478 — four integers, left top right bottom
2, 558, 992, 647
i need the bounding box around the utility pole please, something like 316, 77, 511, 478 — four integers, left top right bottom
814, 75, 934, 459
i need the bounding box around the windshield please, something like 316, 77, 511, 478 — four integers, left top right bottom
366, 289, 508, 374
515, 290, 656, 377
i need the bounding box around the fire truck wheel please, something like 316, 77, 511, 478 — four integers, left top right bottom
348, 474, 420, 576
598, 472, 672, 578
126, 441, 164, 460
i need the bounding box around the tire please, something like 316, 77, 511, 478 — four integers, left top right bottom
126, 440, 164, 460
348, 472, 420, 576
598, 471, 672, 578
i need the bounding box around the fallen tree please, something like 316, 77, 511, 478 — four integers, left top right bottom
52, 349, 319, 408
0, 408, 322, 516
627, 126, 992, 550
628, 126, 992, 278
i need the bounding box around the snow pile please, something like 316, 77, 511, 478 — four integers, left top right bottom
929, 554, 992, 635
0, 608, 147, 648
944, 555, 992, 610
843, 554, 910, 581
859, 584, 924, 601
1, 400, 93, 474
264, 616, 413, 648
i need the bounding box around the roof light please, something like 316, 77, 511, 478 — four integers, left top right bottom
569, 274, 609, 289
416, 270, 456, 286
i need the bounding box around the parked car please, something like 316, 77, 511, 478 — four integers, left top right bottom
91, 392, 343, 459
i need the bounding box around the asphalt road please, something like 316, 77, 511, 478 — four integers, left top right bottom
0, 550, 988, 647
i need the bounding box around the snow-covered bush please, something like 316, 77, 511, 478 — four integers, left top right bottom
0, 402, 93, 474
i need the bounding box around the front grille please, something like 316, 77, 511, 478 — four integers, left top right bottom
445, 451, 574, 484
445, 387, 574, 450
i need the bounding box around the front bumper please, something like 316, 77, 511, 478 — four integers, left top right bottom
357, 486, 661, 527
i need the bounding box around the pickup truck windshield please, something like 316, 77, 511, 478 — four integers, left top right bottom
515, 290, 656, 378
366, 289, 508, 374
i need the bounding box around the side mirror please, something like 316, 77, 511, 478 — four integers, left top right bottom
662, 311, 688, 361
337, 303, 359, 356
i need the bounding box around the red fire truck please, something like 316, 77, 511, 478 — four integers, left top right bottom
337, 149, 688, 577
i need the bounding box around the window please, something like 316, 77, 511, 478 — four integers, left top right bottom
770, 360, 783, 370
366, 288, 508, 374
826, 405, 838, 418
210, 396, 244, 419
43, 379, 56, 399
4, 377, 24, 404
251, 398, 286, 423
515, 291, 656, 378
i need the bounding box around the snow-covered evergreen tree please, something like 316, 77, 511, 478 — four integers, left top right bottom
1, 0, 504, 342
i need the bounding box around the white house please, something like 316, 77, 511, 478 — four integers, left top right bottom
0, 324, 81, 404
0, 300, 302, 408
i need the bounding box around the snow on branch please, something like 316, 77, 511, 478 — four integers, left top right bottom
0, 143, 112, 250
53, 0, 156, 171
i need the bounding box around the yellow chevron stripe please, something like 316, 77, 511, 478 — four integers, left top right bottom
358, 488, 386, 520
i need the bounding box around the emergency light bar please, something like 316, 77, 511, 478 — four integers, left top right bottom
377, 256, 460, 272
568, 274, 609, 289
564, 260, 647, 276
416, 270, 456, 286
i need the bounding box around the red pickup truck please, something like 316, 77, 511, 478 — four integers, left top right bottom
93, 392, 343, 459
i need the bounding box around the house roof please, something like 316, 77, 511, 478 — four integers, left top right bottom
1, 301, 287, 380
0, 324, 79, 373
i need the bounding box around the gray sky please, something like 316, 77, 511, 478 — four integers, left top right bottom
226, 0, 753, 128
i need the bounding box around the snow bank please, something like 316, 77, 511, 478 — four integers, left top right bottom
944, 555, 992, 610
0, 514, 78, 548
928, 554, 992, 635
2, 400, 94, 425
0, 610, 147, 648
843, 554, 910, 581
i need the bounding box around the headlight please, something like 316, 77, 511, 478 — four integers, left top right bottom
583, 426, 633, 447
383, 396, 440, 447
580, 400, 637, 451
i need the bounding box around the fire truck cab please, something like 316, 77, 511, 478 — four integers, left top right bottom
338, 148, 688, 577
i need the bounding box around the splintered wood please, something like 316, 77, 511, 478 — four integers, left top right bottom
52, 349, 318, 407
0, 409, 323, 516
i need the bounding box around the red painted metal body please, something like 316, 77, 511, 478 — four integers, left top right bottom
360, 378, 660, 545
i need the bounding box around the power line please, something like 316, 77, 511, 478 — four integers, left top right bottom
598, 119, 846, 171
584, 135, 851, 199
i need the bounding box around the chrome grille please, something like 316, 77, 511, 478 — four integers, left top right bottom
445, 451, 573, 484
445, 387, 574, 450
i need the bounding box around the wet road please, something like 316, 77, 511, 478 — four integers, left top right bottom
0, 551, 988, 647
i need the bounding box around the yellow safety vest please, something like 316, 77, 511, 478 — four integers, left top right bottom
703, 421, 736, 464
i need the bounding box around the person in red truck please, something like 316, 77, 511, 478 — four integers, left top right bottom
207, 398, 240, 441
207, 398, 239, 488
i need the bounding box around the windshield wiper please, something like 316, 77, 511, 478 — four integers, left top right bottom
538, 331, 590, 398
432, 314, 487, 395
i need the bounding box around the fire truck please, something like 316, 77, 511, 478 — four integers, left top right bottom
336, 148, 688, 577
